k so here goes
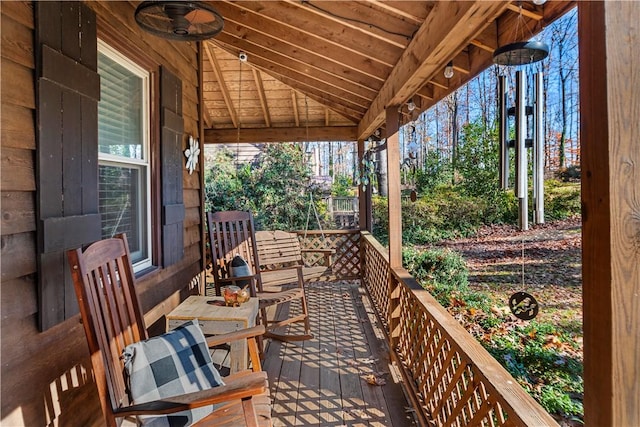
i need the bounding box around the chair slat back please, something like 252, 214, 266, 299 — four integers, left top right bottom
207, 211, 261, 291
67, 234, 147, 424
255, 230, 304, 267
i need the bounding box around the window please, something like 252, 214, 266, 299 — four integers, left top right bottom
98, 40, 152, 270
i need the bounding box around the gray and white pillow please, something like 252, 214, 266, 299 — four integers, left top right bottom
122, 320, 224, 426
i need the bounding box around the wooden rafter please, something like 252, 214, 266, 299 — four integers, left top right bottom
205, 126, 358, 144
291, 90, 299, 127
204, 42, 239, 128
213, 36, 376, 105
226, 1, 402, 67
452, 50, 471, 74
506, 3, 543, 21
365, 0, 427, 25
252, 68, 271, 127
211, 2, 390, 82
358, 1, 510, 139
289, 0, 410, 49
471, 22, 499, 53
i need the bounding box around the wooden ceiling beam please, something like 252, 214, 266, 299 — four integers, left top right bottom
358, 1, 510, 139
429, 76, 449, 90
291, 90, 300, 127
204, 126, 358, 144
288, 0, 414, 49
470, 21, 499, 53
224, 1, 402, 67
271, 72, 363, 124
506, 3, 544, 21
212, 35, 378, 102
252, 68, 271, 127
202, 103, 213, 128
453, 50, 471, 74
212, 2, 391, 82
213, 40, 371, 114
204, 43, 239, 128
364, 0, 428, 25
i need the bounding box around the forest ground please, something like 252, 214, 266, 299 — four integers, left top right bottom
439, 217, 582, 335
437, 217, 583, 425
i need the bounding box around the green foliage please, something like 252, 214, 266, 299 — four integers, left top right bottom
402, 247, 469, 306
331, 174, 355, 197
204, 144, 328, 231
204, 148, 253, 213
485, 322, 584, 418
402, 246, 584, 421
415, 151, 453, 193
544, 179, 581, 220
373, 185, 517, 246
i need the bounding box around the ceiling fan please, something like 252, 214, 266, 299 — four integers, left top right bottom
134, 1, 224, 41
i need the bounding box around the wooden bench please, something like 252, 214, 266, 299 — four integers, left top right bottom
255, 230, 334, 286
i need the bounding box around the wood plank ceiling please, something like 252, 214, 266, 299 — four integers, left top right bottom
202, 1, 575, 144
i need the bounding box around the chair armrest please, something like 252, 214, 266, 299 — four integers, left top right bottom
114, 371, 268, 417
205, 325, 265, 348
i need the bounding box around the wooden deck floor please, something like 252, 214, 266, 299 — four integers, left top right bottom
261, 280, 417, 427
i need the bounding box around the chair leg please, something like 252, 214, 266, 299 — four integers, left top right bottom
300, 291, 312, 338
241, 396, 260, 427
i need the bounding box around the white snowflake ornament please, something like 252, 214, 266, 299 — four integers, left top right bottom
184, 136, 200, 174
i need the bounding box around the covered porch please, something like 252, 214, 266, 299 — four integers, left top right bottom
204, 230, 557, 426
1, 1, 638, 426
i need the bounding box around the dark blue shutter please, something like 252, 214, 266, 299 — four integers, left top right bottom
36, 2, 101, 330
160, 67, 185, 266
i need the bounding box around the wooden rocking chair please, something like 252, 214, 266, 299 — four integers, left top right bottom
67, 234, 271, 427
207, 210, 312, 342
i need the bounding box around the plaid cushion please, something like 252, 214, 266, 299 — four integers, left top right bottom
122, 320, 224, 426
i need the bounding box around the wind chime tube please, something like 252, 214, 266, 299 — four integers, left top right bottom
498, 75, 509, 190
516, 70, 528, 231
534, 71, 545, 224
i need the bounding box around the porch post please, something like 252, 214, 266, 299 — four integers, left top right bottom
579, 2, 640, 426
357, 138, 372, 231
385, 106, 402, 268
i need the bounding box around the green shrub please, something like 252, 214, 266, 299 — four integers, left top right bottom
484, 321, 583, 418
403, 247, 469, 306
373, 185, 518, 246
331, 174, 356, 197
545, 179, 581, 220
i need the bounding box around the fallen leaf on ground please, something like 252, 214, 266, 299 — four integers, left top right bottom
363, 373, 386, 386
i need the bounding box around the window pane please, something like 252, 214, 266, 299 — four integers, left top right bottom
98, 52, 143, 160
99, 164, 148, 264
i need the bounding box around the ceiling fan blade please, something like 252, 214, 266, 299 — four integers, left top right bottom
185, 8, 219, 25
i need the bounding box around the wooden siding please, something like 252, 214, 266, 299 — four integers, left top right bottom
0, 1, 205, 425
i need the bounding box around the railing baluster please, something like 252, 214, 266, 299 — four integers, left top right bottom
358, 232, 559, 427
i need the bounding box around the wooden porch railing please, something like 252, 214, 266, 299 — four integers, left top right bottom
298, 230, 558, 426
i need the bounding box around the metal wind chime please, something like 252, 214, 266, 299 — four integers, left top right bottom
493, 2, 549, 320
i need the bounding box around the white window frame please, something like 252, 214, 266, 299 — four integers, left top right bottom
98, 39, 152, 271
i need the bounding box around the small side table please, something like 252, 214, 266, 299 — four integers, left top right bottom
166, 295, 259, 373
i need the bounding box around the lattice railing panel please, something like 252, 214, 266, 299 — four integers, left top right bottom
359, 234, 558, 427
361, 233, 389, 324
297, 230, 361, 279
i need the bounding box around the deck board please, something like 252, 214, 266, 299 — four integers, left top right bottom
262, 280, 418, 427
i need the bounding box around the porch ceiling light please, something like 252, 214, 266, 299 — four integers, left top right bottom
493, 40, 549, 66
443, 61, 454, 79
134, 1, 224, 41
